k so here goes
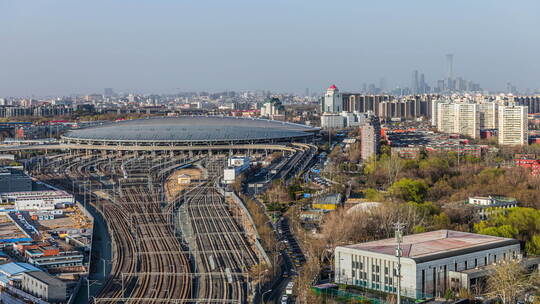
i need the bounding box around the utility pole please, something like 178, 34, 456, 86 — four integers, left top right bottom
394, 222, 405, 304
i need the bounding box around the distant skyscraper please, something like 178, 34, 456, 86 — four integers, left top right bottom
419, 73, 427, 93
446, 54, 454, 79
498, 105, 528, 146
412, 70, 419, 94
360, 112, 381, 160
321, 84, 343, 113
305, 88, 310, 97
104, 88, 114, 97
379, 77, 386, 92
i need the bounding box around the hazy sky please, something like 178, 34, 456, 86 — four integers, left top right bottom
1, 0, 539, 96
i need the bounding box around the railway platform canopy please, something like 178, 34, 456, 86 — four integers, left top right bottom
61, 116, 319, 147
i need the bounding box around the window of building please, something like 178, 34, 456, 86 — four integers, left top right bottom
385, 266, 389, 274
454, 262, 457, 271
464, 261, 468, 270
421, 269, 425, 294
474, 258, 478, 267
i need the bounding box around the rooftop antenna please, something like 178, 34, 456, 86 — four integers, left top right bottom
394, 221, 405, 304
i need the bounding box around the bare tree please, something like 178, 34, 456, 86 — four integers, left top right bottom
383, 154, 404, 187
486, 260, 533, 304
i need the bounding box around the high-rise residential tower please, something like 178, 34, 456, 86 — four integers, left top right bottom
479, 102, 498, 129
498, 105, 528, 146
454, 103, 480, 139
360, 112, 381, 161
436, 102, 456, 134
436, 103, 480, 139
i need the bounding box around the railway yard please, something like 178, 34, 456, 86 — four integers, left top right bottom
30, 151, 271, 303
15, 132, 316, 304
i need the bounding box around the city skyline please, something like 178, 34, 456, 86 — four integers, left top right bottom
1, 0, 539, 96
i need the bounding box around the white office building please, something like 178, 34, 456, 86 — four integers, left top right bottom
321, 84, 343, 113
334, 230, 520, 299
498, 105, 528, 146
1, 190, 74, 211
320, 113, 345, 129
467, 196, 518, 220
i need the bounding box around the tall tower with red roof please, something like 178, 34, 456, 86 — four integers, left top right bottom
322, 84, 343, 113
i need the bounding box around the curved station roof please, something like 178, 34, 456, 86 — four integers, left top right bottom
62, 116, 318, 145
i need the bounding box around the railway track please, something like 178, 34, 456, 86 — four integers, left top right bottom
34, 154, 192, 303
31, 153, 261, 304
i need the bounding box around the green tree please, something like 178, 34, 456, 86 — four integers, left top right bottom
363, 188, 384, 201
433, 212, 451, 229
474, 207, 540, 254
389, 178, 429, 203
525, 234, 540, 255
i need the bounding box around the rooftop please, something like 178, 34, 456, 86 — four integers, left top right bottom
62, 116, 317, 143
340, 230, 519, 263
24, 270, 66, 287
0, 262, 40, 276
313, 193, 342, 205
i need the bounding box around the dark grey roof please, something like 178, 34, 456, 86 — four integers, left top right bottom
63, 116, 317, 142
24, 271, 66, 287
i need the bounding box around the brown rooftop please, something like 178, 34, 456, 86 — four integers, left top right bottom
341, 230, 519, 263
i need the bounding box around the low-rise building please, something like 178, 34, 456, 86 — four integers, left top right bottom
467, 196, 518, 219
515, 156, 540, 175
177, 174, 191, 185
334, 230, 520, 299
320, 113, 345, 129
312, 194, 342, 211
27, 251, 84, 269
0, 168, 32, 193
21, 270, 66, 303
0, 190, 74, 211
0, 262, 66, 303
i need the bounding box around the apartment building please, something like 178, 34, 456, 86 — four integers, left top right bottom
436, 103, 480, 139
478, 102, 498, 129
498, 105, 528, 145
360, 113, 381, 160
436, 102, 455, 134
454, 103, 480, 139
